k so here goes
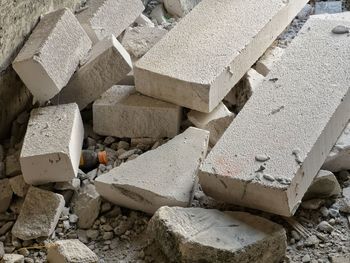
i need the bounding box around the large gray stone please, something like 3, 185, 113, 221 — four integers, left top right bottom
148, 207, 287, 263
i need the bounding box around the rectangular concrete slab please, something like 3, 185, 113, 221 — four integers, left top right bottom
93, 85, 182, 139
95, 127, 209, 214
199, 13, 350, 216
12, 8, 91, 102
53, 35, 132, 110
20, 103, 84, 185
134, 0, 309, 112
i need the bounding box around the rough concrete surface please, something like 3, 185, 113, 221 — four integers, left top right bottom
164, 0, 202, 17
255, 46, 285, 77
95, 127, 209, 214
199, 13, 350, 216
134, 0, 309, 112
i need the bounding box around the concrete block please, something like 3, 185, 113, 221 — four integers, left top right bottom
135, 14, 155, 28
20, 104, 84, 185
77, 0, 144, 43
322, 121, 350, 172
12, 8, 91, 102
315, 1, 342, 15
47, 239, 98, 263
1, 254, 24, 263
95, 127, 209, 214
0, 179, 13, 213
188, 102, 234, 145
53, 35, 132, 110
12, 187, 65, 240
93, 85, 182, 139
164, 0, 202, 17
199, 13, 350, 216
255, 46, 285, 77
148, 207, 287, 263
304, 170, 341, 200
9, 175, 29, 198
134, 0, 309, 112
121, 26, 167, 58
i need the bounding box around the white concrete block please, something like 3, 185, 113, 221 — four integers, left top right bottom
164, 0, 202, 17
255, 46, 285, 77
199, 13, 350, 216
12, 187, 65, 240
304, 170, 341, 200
95, 127, 209, 214
77, 0, 144, 43
322, 121, 350, 172
12, 8, 91, 102
188, 102, 234, 145
148, 207, 287, 263
134, 0, 309, 112
93, 85, 182, 139
0, 179, 13, 213
20, 103, 84, 185
53, 35, 132, 110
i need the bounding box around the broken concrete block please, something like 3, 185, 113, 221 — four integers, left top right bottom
164, 0, 202, 17
20, 104, 84, 185
121, 26, 167, 58
9, 175, 29, 198
12, 187, 65, 240
304, 170, 341, 200
52, 35, 132, 110
77, 0, 144, 43
0, 179, 13, 213
71, 184, 101, 229
188, 102, 234, 145
255, 46, 285, 77
47, 239, 98, 263
148, 207, 287, 263
12, 8, 91, 102
95, 127, 209, 214
1, 254, 24, 263
135, 14, 155, 28
134, 0, 309, 112
315, 1, 342, 15
322, 121, 350, 172
93, 86, 182, 139
199, 13, 350, 216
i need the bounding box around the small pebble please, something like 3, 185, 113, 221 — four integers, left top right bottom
332, 25, 350, 34
255, 154, 270, 162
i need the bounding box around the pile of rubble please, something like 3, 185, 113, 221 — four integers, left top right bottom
1, 0, 350, 262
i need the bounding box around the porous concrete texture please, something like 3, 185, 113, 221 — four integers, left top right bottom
164, 0, 202, 17
134, 0, 309, 112
0, 179, 13, 213
12, 8, 91, 102
188, 102, 234, 145
47, 239, 98, 263
20, 103, 84, 185
95, 127, 209, 214
93, 86, 182, 139
322, 121, 350, 172
148, 207, 287, 263
255, 46, 285, 77
77, 0, 144, 43
199, 13, 350, 216
12, 187, 65, 240
304, 170, 341, 200
121, 26, 168, 58
53, 35, 132, 110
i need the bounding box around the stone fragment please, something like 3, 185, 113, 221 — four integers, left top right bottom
93, 86, 182, 139
164, 0, 202, 17
304, 170, 341, 200
135, 14, 155, 27
47, 239, 98, 263
134, 0, 309, 112
0, 179, 13, 213
0, 242, 3, 259
5, 153, 21, 177
1, 254, 24, 263
77, 0, 144, 43
12, 187, 65, 240
95, 127, 209, 214
255, 46, 285, 77
199, 13, 350, 216
53, 35, 132, 110
54, 178, 81, 191
9, 175, 29, 198
20, 104, 84, 185
122, 26, 167, 58
317, 221, 334, 233
315, 1, 342, 15
12, 8, 91, 102
148, 207, 286, 263
71, 184, 101, 229
188, 102, 234, 145
150, 4, 168, 25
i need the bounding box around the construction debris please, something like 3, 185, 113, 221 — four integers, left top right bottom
199, 13, 350, 216
8, 175, 29, 198
304, 170, 341, 200
315, 1, 342, 14
255, 46, 285, 77
1, 254, 24, 263
163, 0, 202, 17
12, 8, 91, 102
0, 179, 13, 213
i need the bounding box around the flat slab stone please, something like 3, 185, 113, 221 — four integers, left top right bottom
12, 8, 91, 102
20, 103, 84, 185
77, 0, 144, 43
134, 0, 309, 112
12, 187, 65, 240
1, 254, 24, 263
199, 13, 350, 216
93, 85, 182, 139
95, 127, 209, 214
148, 207, 287, 263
